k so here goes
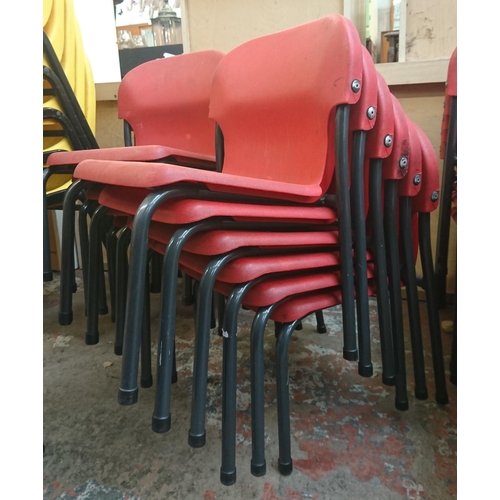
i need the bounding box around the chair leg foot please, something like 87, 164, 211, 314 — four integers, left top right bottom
278, 460, 293, 476
343, 348, 358, 361
415, 388, 429, 401
118, 388, 138, 406
58, 311, 73, 326
188, 431, 206, 448
152, 414, 171, 434
251, 461, 266, 477
220, 469, 237, 486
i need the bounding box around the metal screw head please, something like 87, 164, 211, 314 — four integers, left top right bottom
431, 191, 439, 202
351, 79, 361, 93
384, 134, 393, 148
399, 156, 408, 169
413, 174, 421, 186
366, 106, 376, 120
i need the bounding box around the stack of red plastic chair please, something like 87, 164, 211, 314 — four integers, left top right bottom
54, 14, 451, 485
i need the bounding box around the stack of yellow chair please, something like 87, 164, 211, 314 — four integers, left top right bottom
43, 0, 97, 280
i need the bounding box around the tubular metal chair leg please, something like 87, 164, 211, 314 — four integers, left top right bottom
141, 258, 153, 389
97, 219, 109, 317
151, 220, 229, 433
106, 225, 120, 323
43, 169, 53, 282
315, 310, 327, 334
59, 179, 91, 325
276, 320, 301, 476
182, 273, 195, 305
150, 250, 162, 294
399, 197, 428, 400
119, 187, 201, 407
78, 200, 93, 314
384, 180, 409, 411
368, 159, 395, 386
450, 268, 457, 385
351, 129, 373, 377
114, 227, 131, 355
216, 292, 226, 337
335, 106, 357, 362
219, 275, 270, 483
85, 205, 110, 345
250, 304, 278, 477
418, 213, 449, 405
189, 247, 261, 449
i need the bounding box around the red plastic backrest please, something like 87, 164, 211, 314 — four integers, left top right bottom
412, 125, 440, 214
117, 50, 224, 155
349, 47, 378, 133
209, 14, 363, 192
397, 118, 421, 197
382, 94, 410, 181
364, 73, 394, 160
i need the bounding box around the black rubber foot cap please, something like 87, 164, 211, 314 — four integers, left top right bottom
188, 431, 206, 448
71, 283, 78, 293
118, 388, 138, 406
99, 306, 109, 315
182, 296, 195, 306
114, 345, 123, 356
358, 364, 373, 378
85, 334, 99, 345
141, 376, 153, 388
171, 371, 178, 384
59, 311, 73, 326
395, 399, 409, 411
316, 325, 327, 334
436, 393, 450, 405
382, 375, 396, 386
152, 415, 171, 433
415, 389, 429, 401
278, 460, 293, 476
343, 348, 358, 361
450, 374, 456, 385
44, 272, 53, 282
220, 469, 236, 486
251, 462, 266, 477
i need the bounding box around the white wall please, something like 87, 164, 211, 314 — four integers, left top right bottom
73, 0, 122, 83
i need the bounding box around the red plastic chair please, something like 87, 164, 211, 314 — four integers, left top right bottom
55, 50, 224, 326
365, 72, 398, 386
412, 125, 450, 401
434, 48, 457, 384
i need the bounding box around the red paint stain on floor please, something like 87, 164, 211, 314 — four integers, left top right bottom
203, 490, 216, 500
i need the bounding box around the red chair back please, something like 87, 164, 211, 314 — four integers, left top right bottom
117, 50, 225, 155
209, 14, 363, 193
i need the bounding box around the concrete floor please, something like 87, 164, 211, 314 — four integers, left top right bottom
43, 271, 456, 500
